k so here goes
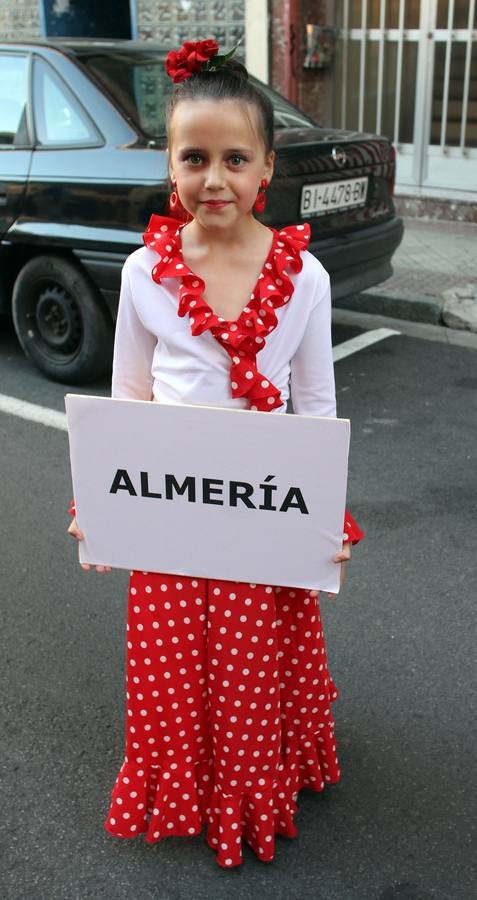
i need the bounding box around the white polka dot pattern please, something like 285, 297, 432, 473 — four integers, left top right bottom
104, 573, 340, 869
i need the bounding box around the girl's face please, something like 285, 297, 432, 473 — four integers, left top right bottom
168, 99, 274, 230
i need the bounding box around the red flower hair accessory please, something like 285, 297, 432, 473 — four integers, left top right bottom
165, 38, 240, 83
165, 39, 219, 83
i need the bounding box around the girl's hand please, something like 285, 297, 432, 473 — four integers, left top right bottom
309, 536, 351, 600
67, 517, 112, 573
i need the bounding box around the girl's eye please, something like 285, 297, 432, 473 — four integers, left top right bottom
229, 155, 246, 166
186, 153, 203, 165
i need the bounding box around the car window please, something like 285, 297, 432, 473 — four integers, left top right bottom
80, 51, 170, 138
251, 81, 315, 130
78, 50, 315, 137
0, 54, 29, 147
33, 57, 99, 146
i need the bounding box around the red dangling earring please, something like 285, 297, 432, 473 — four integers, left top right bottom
167, 185, 192, 223
253, 178, 268, 213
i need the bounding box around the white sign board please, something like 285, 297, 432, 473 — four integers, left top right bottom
65, 396, 350, 593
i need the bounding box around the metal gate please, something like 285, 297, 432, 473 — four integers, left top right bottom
333, 0, 477, 198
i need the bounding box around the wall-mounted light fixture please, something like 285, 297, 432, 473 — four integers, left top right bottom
303, 24, 338, 69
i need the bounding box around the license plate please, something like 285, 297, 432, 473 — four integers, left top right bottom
300, 177, 368, 217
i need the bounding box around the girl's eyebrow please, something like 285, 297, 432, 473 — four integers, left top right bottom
178, 146, 254, 155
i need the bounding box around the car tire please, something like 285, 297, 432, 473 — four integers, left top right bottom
12, 255, 113, 384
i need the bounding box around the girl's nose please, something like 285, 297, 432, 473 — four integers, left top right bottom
204, 164, 225, 190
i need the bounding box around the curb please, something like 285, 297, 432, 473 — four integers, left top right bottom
335, 284, 477, 334
332, 307, 477, 350
334, 290, 443, 325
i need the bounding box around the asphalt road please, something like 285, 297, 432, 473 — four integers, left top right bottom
1, 316, 476, 900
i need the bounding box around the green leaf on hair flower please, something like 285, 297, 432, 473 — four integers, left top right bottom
205, 41, 242, 70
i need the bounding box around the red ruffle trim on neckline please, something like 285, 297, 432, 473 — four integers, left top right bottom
143, 214, 310, 412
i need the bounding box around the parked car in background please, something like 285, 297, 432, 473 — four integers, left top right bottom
0, 39, 403, 383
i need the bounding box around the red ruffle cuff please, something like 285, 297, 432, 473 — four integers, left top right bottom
343, 509, 364, 545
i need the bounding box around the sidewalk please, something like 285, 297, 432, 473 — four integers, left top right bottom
336, 217, 477, 331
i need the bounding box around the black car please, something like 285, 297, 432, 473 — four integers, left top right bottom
0, 39, 403, 383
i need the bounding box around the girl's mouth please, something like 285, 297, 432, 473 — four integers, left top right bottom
201, 200, 231, 209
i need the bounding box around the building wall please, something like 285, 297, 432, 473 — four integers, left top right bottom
135, 0, 244, 49
0, 0, 41, 38
0, 0, 245, 47
270, 0, 335, 126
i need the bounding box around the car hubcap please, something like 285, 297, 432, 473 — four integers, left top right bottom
33, 285, 82, 354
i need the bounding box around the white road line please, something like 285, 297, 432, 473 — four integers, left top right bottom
332, 327, 400, 362
0, 328, 400, 431
0, 393, 67, 431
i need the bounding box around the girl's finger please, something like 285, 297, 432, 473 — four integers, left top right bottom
80, 562, 112, 573
327, 557, 348, 598
333, 549, 351, 563
68, 521, 84, 541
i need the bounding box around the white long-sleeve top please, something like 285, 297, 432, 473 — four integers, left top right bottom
111, 232, 336, 419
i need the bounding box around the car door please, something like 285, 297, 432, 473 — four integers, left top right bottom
0, 52, 33, 239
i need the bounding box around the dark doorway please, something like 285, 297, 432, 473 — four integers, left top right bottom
43, 0, 132, 39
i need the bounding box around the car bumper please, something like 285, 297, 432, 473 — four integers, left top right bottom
310, 216, 404, 301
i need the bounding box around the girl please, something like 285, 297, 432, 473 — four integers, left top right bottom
69, 39, 364, 870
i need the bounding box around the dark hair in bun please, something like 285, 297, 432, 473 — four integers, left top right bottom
166, 60, 275, 154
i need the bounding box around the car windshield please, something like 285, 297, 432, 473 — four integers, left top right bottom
78, 50, 315, 138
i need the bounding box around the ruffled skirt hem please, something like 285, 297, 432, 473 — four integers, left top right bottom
105, 718, 340, 869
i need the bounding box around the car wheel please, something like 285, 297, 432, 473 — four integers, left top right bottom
12, 255, 113, 384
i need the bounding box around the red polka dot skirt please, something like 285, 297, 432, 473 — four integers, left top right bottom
105, 573, 341, 868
